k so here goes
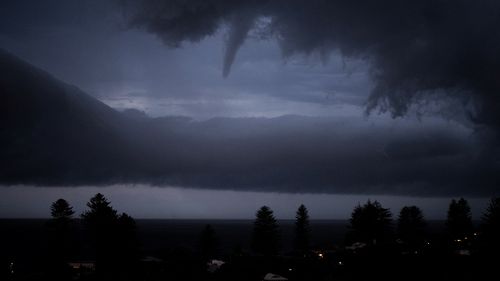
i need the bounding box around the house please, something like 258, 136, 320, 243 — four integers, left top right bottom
141, 256, 163, 263
68, 261, 96, 271
207, 259, 225, 273
263, 273, 288, 281
345, 242, 367, 251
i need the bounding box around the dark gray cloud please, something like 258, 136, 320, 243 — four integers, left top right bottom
1, 1, 499, 198
0, 0, 372, 119
124, 0, 500, 131
222, 11, 254, 77
1, 48, 498, 196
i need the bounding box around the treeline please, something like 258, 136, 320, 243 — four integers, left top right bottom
247, 198, 500, 255
46, 193, 139, 281
36, 195, 500, 280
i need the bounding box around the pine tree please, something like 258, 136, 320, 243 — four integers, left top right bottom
446, 198, 473, 240
397, 206, 426, 250
81, 193, 118, 225
116, 213, 139, 269
47, 198, 75, 280
349, 200, 393, 246
51, 199, 75, 220
480, 197, 500, 253
48, 199, 75, 260
252, 206, 280, 255
81, 193, 121, 275
294, 204, 311, 254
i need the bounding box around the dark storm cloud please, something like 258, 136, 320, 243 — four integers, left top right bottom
1, 1, 499, 198
1, 47, 498, 196
151, 115, 495, 197
124, 0, 500, 131
222, 12, 254, 77
0, 0, 372, 117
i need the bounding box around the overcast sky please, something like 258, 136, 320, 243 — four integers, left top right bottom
0, 0, 371, 119
1, 0, 499, 218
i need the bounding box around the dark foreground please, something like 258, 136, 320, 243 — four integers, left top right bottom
1, 219, 496, 281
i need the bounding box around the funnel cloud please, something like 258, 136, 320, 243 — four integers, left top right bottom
0, 0, 499, 200
124, 0, 500, 134
222, 13, 254, 77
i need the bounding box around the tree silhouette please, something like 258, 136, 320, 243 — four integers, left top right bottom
81, 193, 138, 278
51, 199, 75, 220
446, 198, 473, 241
81, 193, 119, 274
252, 206, 280, 256
48, 199, 75, 252
479, 197, 500, 254
294, 204, 311, 255
397, 206, 426, 251
199, 224, 218, 261
348, 200, 393, 246
116, 212, 140, 271
47, 199, 75, 280
81, 193, 118, 224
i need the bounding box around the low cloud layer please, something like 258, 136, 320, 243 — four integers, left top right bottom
124, 0, 500, 131
134, 115, 495, 197
1, 48, 499, 196
1, 2, 499, 197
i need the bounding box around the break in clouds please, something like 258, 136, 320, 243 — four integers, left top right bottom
124, 0, 500, 131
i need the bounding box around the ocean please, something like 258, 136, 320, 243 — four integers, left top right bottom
0, 219, 449, 261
